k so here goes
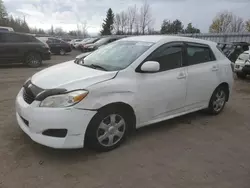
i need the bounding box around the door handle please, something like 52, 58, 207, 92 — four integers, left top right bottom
211, 66, 219, 71
177, 72, 186, 79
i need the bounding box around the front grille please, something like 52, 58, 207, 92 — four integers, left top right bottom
23, 88, 35, 104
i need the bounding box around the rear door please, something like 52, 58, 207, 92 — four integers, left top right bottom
184, 42, 220, 110
0, 32, 22, 62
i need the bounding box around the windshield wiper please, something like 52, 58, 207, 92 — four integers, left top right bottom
90, 64, 107, 71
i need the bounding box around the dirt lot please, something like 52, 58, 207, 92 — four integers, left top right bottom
0, 51, 250, 188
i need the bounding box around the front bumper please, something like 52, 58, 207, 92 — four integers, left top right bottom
15, 88, 96, 149
234, 64, 244, 73
41, 51, 51, 61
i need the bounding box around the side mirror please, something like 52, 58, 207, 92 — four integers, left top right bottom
140, 61, 160, 73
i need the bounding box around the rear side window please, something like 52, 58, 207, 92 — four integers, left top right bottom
186, 45, 216, 66
0, 28, 8, 31
147, 44, 183, 72
0, 33, 37, 43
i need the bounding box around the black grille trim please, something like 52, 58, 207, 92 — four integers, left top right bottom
23, 80, 44, 104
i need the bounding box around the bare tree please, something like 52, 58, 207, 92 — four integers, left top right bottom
231, 15, 245, 32
139, 0, 153, 34
127, 5, 137, 34
209, 11, 245, 33
114, 13, 121, 34
209, 11, 233, 33
120, 11, 128, 34
81, 21, 88, 37
246, 20, 250, 32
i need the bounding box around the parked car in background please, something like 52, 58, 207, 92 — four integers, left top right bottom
80, 36, 125, 52
37, 37, 72, 55
234, 50, 250, 79
0, 26, 14, 32
61, 38, 72, 43
69, 39, 82, 48
78, 38, 100, 51
217, 42, 249, 63
72, 39, 85, 49
16, 36, 233, 151
0, 31, 50, 67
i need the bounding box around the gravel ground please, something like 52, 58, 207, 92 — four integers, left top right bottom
0, 51, 250, 188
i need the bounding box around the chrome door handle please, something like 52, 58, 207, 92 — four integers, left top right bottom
177, 72, 186, 79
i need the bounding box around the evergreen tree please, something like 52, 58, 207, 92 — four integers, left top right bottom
184, 23, 200, 34
100, 8, 114, 35
0, 0, 8, 26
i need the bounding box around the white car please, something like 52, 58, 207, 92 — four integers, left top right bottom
15, 36, 233, 151
234, 50, 250, 79
0, 26, 14, 32
69, 39, 82, 48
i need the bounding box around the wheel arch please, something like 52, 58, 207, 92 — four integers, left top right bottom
23, 50, 41, 61
216, 82, 230, 101
84, 102, 136, 147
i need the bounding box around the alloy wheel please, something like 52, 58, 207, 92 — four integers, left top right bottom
213, 90, 226, 112
97, 114, 126, 147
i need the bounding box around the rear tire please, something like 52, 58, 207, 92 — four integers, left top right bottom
85, 107, 132, 152
236, 72, 247, 79
207, 86, 228, 115
25, 52, 42, 68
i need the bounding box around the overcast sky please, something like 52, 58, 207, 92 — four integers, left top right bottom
3, 0, 250, 34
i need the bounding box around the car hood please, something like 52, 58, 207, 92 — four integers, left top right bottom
76, 52, 92, 59
31, 60, 117, 90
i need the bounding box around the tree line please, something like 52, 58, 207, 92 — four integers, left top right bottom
0, 0, 250, 36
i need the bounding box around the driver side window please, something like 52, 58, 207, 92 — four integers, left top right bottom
146, 43, 183, 72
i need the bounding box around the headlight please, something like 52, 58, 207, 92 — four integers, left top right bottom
245, 60, 250, 65
40, 90, 88, 108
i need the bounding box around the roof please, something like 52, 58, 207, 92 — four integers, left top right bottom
120, 35, 217, 45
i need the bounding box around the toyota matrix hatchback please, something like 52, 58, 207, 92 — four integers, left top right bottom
16, 36, 233, 151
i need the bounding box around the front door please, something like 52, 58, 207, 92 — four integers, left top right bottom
184, 43, 220, 110
135, 42, 187, 126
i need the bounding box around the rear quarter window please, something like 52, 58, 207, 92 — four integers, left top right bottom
186, 44, 216, 66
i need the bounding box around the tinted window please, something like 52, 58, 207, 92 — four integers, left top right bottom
0, 33, 36, 43
187, 45, 215, 65
0, 28, 8, 31
147, 44, 183, 71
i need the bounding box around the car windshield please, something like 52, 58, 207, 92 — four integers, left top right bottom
238, 53, 249, 61
80, 41, 154, 71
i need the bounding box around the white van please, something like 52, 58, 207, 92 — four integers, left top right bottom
0, 26, 14, 32
15, 36, 234, 151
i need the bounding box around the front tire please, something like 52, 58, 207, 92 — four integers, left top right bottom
207, 86, 228, 115
85, 107, 131, 152
25, 52, 42, 68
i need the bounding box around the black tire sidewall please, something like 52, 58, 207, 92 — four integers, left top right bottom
85, 108, 131, 152
208, 87, 227, 115
25, 53, 42, 68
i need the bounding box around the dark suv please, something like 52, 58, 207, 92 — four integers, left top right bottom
37, 37, 72, 55
0, 31, 51, 67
